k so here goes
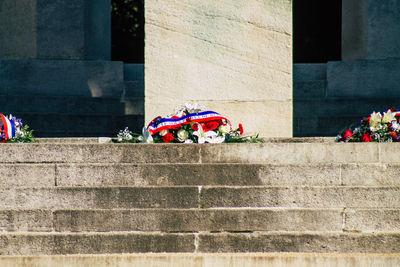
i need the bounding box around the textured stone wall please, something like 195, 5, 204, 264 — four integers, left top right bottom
342, 0, 400, 60
0, 0, 110, 60
145, 0, 292, 137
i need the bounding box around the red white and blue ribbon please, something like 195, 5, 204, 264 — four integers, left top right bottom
0, 113, 15, 141
147, 111, 228, 135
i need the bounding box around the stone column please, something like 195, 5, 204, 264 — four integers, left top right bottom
145, 0, 292, 137
0, 0, 124, 98
0, 0, 110, 60
342, 0, 400, 61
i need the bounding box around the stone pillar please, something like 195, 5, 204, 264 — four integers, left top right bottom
145, 0, 292, 137
342, 0, 400, 61
0, 0, 124, 98
0, 0, 110, 60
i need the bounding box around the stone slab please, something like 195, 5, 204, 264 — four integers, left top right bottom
54, 209, 342, 232
364, 0, 400, 59
200, 143, 380, 164
0, 0, 110, 60
341, 164, 400, 186
0, 210, 53, 232
200, 186, 400, 208
0, 253, 400, 267
345, 208, 400, 232
0, 233, 195, 255
0, 187, 198, 209
3, 143, 400, 164
0, 0, 36, 59
326, 59, 400, 98
0, 144, 201, 163
0, 60, 124, 97
145, 0, 292, 137
0, 164, 54, 188
293, 64, 327, 82
198, 232, 400, 253
55, 163, 341, 187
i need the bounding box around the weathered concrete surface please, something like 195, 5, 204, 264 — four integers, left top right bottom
54, 209, 342, 232
0, 253, 400, 267
3, 143, 400, 164
55, 163, 342, 187
345, 209, 400, 232
200, 187, 400, 208
0, 233, 195, 255
0, 60, 123, 97
3, 162, 400, 188
0, 0, 110, 60
145, 0, 292, 137
0, 187, 198, 209
198, 233, 400, 253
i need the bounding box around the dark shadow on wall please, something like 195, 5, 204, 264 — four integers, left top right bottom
294, 0, 342, 63
111, 0, 144, 63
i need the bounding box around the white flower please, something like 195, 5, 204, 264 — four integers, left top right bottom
184, 139, 193, 144
207, 134, 225, 144
159, 129, 169, 136
177, 129, 189, 142
138, 127, 153, 143
193, 125, 218, 144
392, 121, 400, 131
117, 127, 133, 141
370, 112, 382, 127
382, 110, 396, 123
218, 124, 231, 134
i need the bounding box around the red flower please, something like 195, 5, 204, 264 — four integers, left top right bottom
238, 124, 244, 135
343, 130, 353, 140
362, 133, 373, 142
191, 123, 199, 131
390, 107, 396, 112
390, 131, 398, 140
203, 121, 219, 132
162, 133, 174, 143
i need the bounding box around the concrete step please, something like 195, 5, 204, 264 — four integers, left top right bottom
6, 208, 395, 233
2, 163, 400, 188
0, 142, 399, 164
0, 232, 399, 254
1, 253, 399, 267
0, 96, 144, 116
200, 186, 400, 208
0, 186, 398, 209
0, 187, 198, 209
293, 63, 327, 82
0, 208, 398, 234
294, 80, 326, 99
124, 81, 144, 97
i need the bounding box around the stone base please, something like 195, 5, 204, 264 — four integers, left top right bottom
0, 59, 124, 97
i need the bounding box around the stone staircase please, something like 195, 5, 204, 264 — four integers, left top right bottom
0, 139, 399, 256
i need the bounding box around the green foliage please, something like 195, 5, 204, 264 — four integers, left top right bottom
7, 125, 35, 143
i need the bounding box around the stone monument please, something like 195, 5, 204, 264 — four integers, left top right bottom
145, 0, 292, 137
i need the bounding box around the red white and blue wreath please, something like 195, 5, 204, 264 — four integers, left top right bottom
115, 103, 261, 143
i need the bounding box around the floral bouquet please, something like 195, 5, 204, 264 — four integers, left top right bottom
0, 114, 34, 143
335, 107, 400, 142
116, 103, 261, 143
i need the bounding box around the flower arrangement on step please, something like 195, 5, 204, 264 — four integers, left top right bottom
335, 107, 400, 142
0, 113, 34, 143
115, 103, 262, 143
